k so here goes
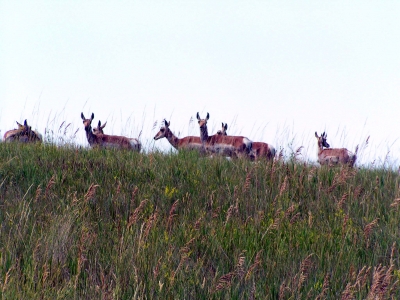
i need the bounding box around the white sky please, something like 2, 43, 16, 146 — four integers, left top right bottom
1, 1, 400, 167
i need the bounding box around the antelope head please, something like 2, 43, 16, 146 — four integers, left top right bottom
315, 131, 330, 149
196, 112, 209, 129
154, 119, 171, 140
217, 123, 228, 135
93, 120, 107, 135
81, 112, 94, 132
197, 112, 209, 141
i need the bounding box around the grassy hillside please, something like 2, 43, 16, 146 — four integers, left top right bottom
0, 142, 399, 299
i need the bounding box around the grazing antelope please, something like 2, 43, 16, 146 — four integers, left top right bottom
217, 122, 275, 160
153, 119, 204, 151
4, 120, 42, 143
315, 131, 357, 167
197, 113, 252, 158
81, 113, 141, 151
3, 121, 25, 141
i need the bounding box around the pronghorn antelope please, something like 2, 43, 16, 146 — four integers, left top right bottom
4, 120, 42, 143
153, 119, 204, 151
315, 131, 357, 167
3, 121, 25, 141
81, 113, 141, 151
217, 122, 275, 160
197, 113, 252, 158
93, 120, 107, 135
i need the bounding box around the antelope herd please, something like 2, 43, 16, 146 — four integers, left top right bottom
1, 112, 359, 167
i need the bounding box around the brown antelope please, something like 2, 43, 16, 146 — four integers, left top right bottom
153, 119, 204, 151
197, 112, 252, 158
3, 121, 25, 141
315, 131, 357, 167
93, 120, 107, 135
217, 122, 275, 160
81, 113, 141, 151
4, 120, 42, 143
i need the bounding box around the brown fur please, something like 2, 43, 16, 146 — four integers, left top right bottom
4, 120, 42, 143
81, 113, 141, 151
197, 113, 252, 158
315, 131, 357, 167
217, 122, 275, 160
153, 119, 203, 151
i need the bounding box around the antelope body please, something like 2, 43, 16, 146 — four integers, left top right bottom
217, 122, 275, 160
4, 120, 42, 143
197, 113, 252, 158
315, 132, 357, 167
153, 120, 204, 151
81, 113, 141, 151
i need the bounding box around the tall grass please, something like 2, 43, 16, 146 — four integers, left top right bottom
0, 141, 399, 299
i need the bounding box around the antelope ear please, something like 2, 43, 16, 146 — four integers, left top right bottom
196, 112, 200, 120
91, 113, 94, 120
322, 131, 326, 137
101, 121, 107, 129
24, 119, 28, 126
167, 121, 170, 126
315, 132, 319, 138
16, 121, 23, 127
98, 120, 101, 127
224, 123, 228, 130
206, 112, 209, 120
81, 112, 85, 120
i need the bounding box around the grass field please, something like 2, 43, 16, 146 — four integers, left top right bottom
0, 141, 399, 299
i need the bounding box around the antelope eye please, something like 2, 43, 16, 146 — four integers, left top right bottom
160, 128, 165, 132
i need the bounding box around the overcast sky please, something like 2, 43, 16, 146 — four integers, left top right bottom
1, 1, 400, 166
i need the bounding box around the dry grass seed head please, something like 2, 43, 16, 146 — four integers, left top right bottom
84, 184, 100, 203
45, 175, 56, 198
289, 212, 301, 225
236, 252, 246, 279
297, 253, 314, 290
390, 198, 400, 209
364, 218, 379, 240
245, 250, 263, 281
127, 199, 148, 229
167, 200, 179, 230
34, 185, 42, 202
337, 192, 349, 210
215, 272, 236, 292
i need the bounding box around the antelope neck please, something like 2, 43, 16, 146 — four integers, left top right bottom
199, 124, 209, 143
165, 129, 180, 149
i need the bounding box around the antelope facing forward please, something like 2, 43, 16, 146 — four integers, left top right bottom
153, 119, 204, 151
4, 120, 42, 143
315, 131, 357, 167
217, 122, 275, 160
93, 120, 107, 135
197, 113, 252, 158
81, 113, 141, 151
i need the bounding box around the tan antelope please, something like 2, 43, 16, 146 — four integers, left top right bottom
315, 131, 357, 167
153, 119, 204, 151
197, 112, 252, 158
93, 120, 107, 135
3, 121, 25, 141
4, 120, 42, 143
217, 122, 275, 160
81, 113, 141, 151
